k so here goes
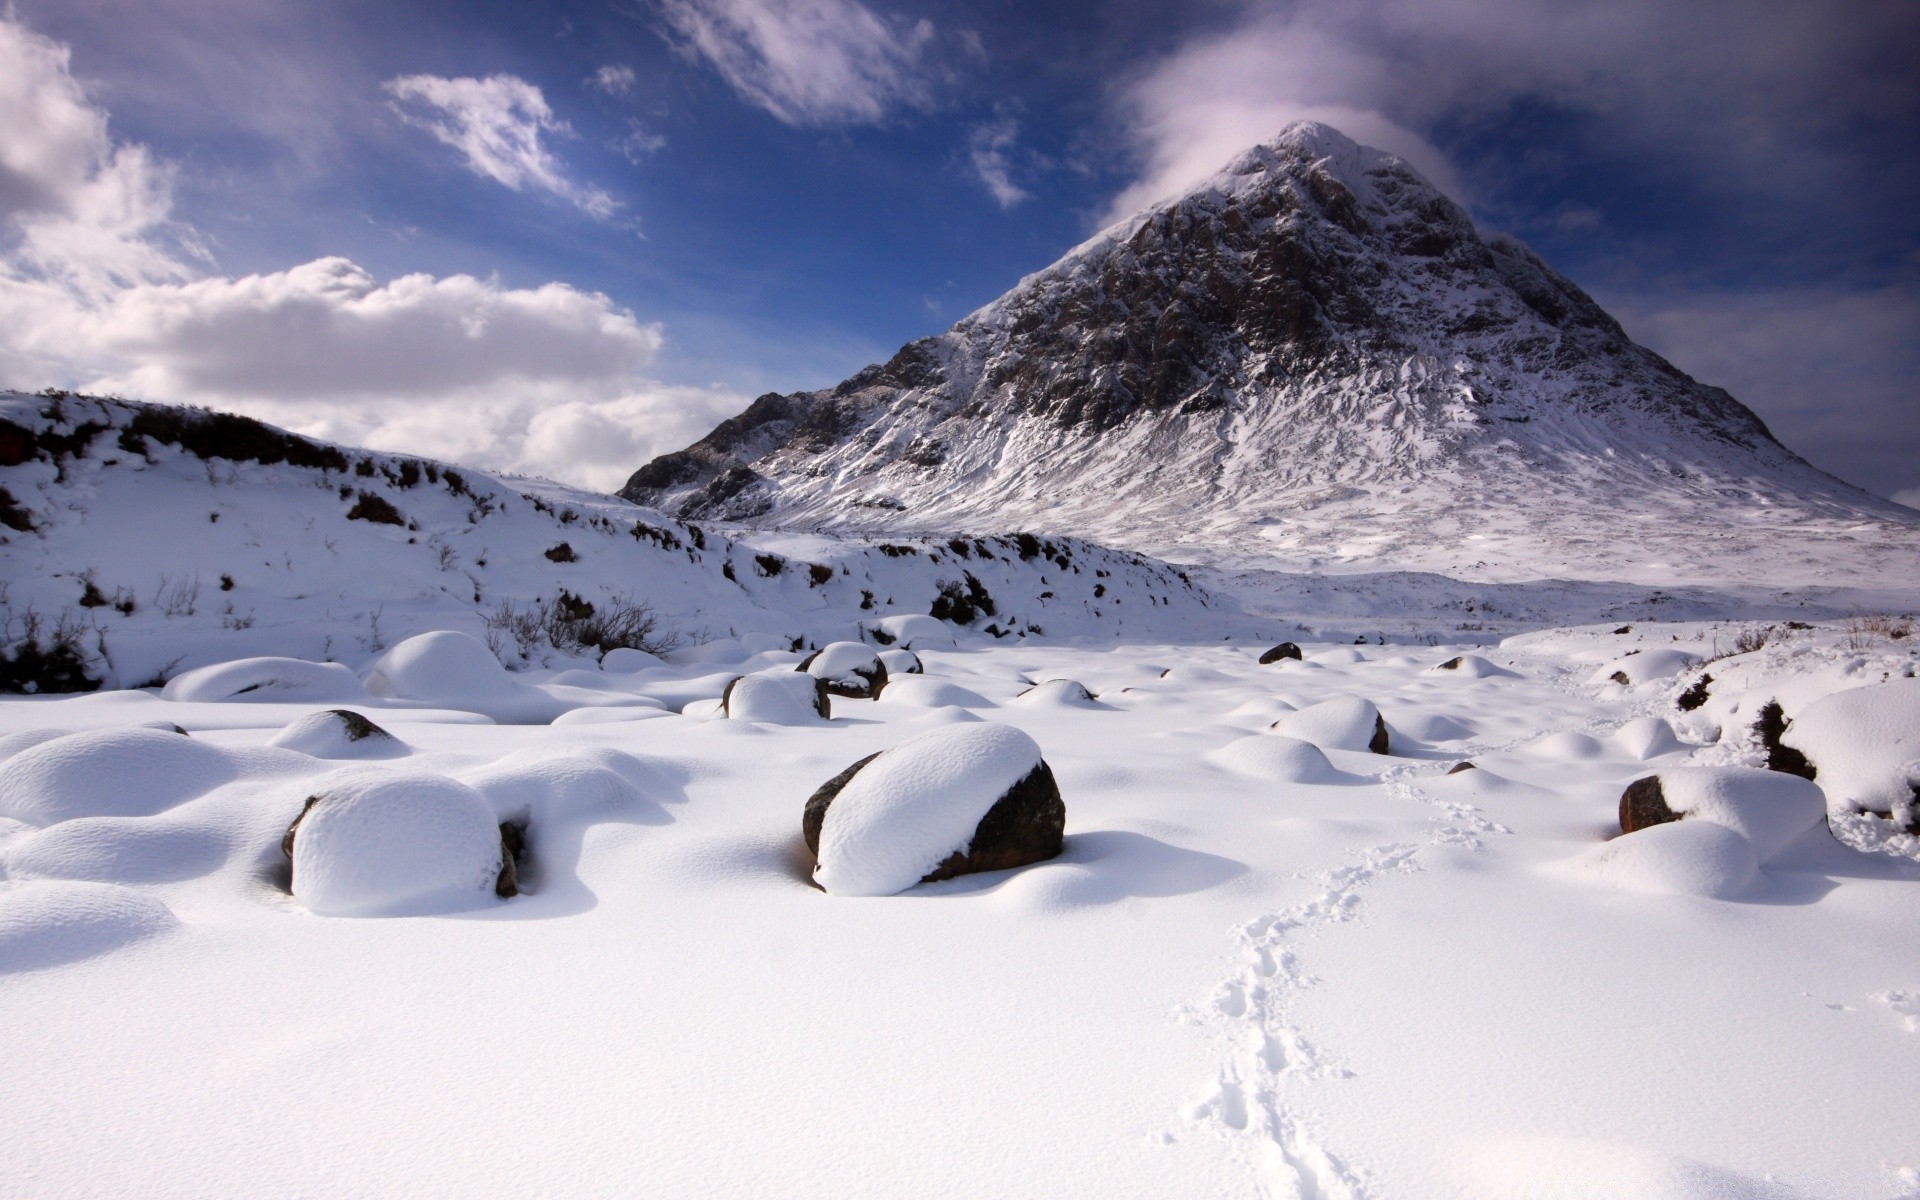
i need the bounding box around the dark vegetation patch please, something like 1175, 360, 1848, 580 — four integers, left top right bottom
544, 542, 578, 563
346, 491, 406, 526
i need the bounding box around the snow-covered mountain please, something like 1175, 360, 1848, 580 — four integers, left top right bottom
620, 122, 1920, 591
0, 392, 1228, 690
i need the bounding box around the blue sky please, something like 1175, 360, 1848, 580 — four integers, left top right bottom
2, 0, 1915, 501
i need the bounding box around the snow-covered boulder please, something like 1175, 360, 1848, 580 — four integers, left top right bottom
722, 673, 829, 724
877, 649, 923, 676
1012, 679, 1097, 708
1778, 680, 1920, 819
1429, 654, 1514, 679
1258, 642, 1302, 664
670, 638, 754, 666
0, 728, 235, 826
365, 632, 517, 702
873, 613, 958, 650
600, 647, 664, 673
1270, 695, 1390, 754
798, 641, 888, 698
1589, 649, 1696, 687
285, 774, 509, 916
875, 677, 993, 709
0, 880, 180, 972
162, 657, 369, 704
268, 710, 409, 759
805, 723, 1064, 896
1571, 820, 1759, 899
1618, 766, 1826, 862
1611, 717, 1685, 761
1207, 735, 1353, 783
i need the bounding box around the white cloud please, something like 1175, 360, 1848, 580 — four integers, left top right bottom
1105, 0, 1918, 223
657, 0, 940, 127
590, 64, 639, 97
613, 119, 669, 163
0, 15, 743, 492
967, 115, 1027, 208
385, 73, 619, 218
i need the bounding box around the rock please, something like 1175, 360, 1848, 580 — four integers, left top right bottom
284, 774, 505, 916
1447, 761, 1476, 775
797, 641, 889, 698
1269, 694, 1390, 754
1011, 678, 1097, 707
1753, 700, 1817, 780
804, 723, 1064, 895
1777, 680, 1920, 819
1676, 673, 1712, 712
721, 673, 830, 723
877, 648, 923, 676
1617, 766, 1827, 862
1259, 642, 1303, 664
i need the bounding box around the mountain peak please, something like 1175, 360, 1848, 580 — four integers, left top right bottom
620, 124, 1916, 586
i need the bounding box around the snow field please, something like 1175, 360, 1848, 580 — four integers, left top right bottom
0, 622, 1915, 1197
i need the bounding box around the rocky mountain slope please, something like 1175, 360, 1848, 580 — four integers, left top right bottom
0, 392, 1226, 691
621, 122, 1920, 591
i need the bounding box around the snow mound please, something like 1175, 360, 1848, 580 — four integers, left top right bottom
1207, 735, 1353, 783
267, 710, 409, 759
162, 657, 369, 704
1780, 679, 1920, 815
877, 649, 923, 675
875, 677, 993, 709
1269, 694, 1388, 753
671, 637, 773, 666
0, 728, 75, 763
365, 631, 517, 700
1571, 820, 1759, 899
289, 774, 504, 917
4, 817, 229, 884
1649, 766, 1827, 862
1428, 654, 1514, 678
460, 747, 664, 825
801, 641, 886, 696
1392, 712, 1476, 743
549, 705, 671, 726
1466, 1135, 1806, 1198
723, 673, 828, 724
0, 728, 235, 826
1611, 717, 1685, 760
1521, 730, 1607, 760
813, 722, 1049, 896
1588, 649, 1696, 686
1011, 679, 1098, 708
0, 880, 180, 973
1311, 647, 1367, 665
873, 614, 958, 650
600, 647, 664, 673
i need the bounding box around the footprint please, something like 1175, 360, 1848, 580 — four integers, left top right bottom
1875, 990, 1920, 1033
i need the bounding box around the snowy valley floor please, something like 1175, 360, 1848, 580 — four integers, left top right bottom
3, 621, 1919, 1199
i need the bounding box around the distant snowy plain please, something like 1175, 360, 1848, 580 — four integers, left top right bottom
4, 616, 1918, 1199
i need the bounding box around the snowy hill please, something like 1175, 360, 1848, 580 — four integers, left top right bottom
0, 391, 1230, 691
620, 122, 1920, 592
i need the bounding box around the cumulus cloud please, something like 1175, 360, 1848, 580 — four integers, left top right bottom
656, 0, 940, 127
967, 115, 1027, 208
0, 15, 741, 491
1105, 0, 1919, 222
385, 73, 619, 218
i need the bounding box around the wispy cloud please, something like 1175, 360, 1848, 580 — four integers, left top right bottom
967, 114, 1027, 208
656, 0, 941, 127
589, 64, 639, 97
385, 73, 619, 218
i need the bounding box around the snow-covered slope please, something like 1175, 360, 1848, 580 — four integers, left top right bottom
0, 392, 1232, 691
620, 122, 1920, 592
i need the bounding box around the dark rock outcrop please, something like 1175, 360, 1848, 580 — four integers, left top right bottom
1619, 775, 1681, 835
1259, 642, 1303, 664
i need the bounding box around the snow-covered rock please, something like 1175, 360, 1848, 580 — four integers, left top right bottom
874, 677, 993, 709
1610, 716, 1686, 760
1269, 695, 1389, 754
365, 631, 516, 702
0, 727, 234, 826
267, 709, 409, 759
873, 614, 958, 650
287, 774, 506, 916
1589, 649, 1697, 687
1571, 821, 1759, 900
1779, 680, 1920, 817
1011, 679, 1097, 708
1207, 735, 1354, 783
162, 657, 369, 704
798, 641, 887, 698
1618, 767, 1826, 862
877, 649, 923, 676
600, 647, 664, 673
721, 673, 829, 724
806, 723, 1062, 896
1429, 654, 1513, 678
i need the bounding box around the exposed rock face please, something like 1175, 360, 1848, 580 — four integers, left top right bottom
1619, 776, 1679, 834
618, 122, 1911, 581
1259, 642, 1303, 664
1754, 701, 1817, 780
797, 642, 889, 699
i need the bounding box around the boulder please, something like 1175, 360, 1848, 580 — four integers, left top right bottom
0, 728, 235, 826
877, 649, 924, 676
1777, 680, 1920, 820
1259, 642, 1303, 664
1617, 766, 1826, 862
804, 723, 1064, 896
797, 641, 889, 699
1011, 678, 1097, 707
722, 672, 830, 723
